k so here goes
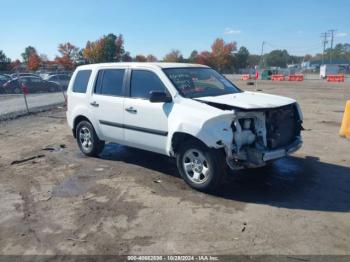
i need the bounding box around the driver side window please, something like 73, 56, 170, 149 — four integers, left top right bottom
130, 70, 166, 99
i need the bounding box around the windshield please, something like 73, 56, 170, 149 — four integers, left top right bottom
163, 67, 241, 98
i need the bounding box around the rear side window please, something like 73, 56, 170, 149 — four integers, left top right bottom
72, 70, 91, 93
94, 69, 125, 96
131, 70, 166, 99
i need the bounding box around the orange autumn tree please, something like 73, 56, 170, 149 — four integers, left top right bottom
134, 55, 147, 62
83, 34, 126, 63
196, 38, 236, 73
27, 53, 41, 71
55, 42, 79, 70
163, 49, 184, 62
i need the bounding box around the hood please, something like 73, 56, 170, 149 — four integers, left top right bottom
195, 91, 296, 110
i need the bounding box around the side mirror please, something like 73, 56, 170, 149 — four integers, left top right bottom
149, 91, 172, 103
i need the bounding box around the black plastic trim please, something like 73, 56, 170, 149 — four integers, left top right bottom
99, 120, 168, 136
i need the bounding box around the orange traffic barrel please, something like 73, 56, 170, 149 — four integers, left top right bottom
327, 75, 344, 82
340, 101, 350, 138
288, 74, 304, 81
271, 75, 285, 81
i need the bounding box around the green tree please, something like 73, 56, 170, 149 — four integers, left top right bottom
265, 49, 290, 67
21, 46, 37, 63
235, 46, 250, 69
247, 54, 260, 67
188, 50, 198, 63
325, 43, 350, 62
101, 34, 125, 62
122, 52, 132, 62
0, 50, 11, 71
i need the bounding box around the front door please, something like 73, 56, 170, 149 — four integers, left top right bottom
123, 69, 171, 154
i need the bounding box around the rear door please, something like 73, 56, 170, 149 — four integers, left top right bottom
123, 69, 171, 154
90, 67, 127, 143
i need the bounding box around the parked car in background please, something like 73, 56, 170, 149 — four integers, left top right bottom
0, 74, 12, 86
46, 74, 71, 89
10, 73, 42, 79
3, 76, 60, 94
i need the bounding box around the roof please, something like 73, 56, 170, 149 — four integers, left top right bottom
76, 62, 209, 70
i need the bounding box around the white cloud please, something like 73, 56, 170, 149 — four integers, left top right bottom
224, 28, 242, 35
336, 32, 348, 37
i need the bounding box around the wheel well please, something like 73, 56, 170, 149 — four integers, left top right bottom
73, 115, 91, 138
171, 132, 207, 155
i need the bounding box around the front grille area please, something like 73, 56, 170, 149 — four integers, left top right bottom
265, 104, 301, 149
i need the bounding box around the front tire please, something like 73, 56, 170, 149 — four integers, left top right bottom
176, 140, 226, 192
76, 121, 105, 157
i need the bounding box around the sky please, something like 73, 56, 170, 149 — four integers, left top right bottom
1, 0, 350, 60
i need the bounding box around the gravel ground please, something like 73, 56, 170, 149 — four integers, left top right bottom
0, 79, 349, 255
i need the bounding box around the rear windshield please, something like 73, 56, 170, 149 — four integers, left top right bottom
163, 67, 241, 98
72, 70, 91, 93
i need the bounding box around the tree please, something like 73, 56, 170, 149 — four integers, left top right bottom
196, 38, 236, 73
134, 55, 147, 62
146, 54, 157, 62
325, 43, 350, 62
21, 46, 37, 63
83, 39, 105, 63
55, 42, 79, 70
188, 50, 198, 63
101, 34, 125, 62
27, 53, 41, 71
247, 54, 260, 68
196, 51, 214, 68
265, 49, 290, 67
9, 59, 21, 71
235, 46, 250, 69
163, 49, 184, 62
82, 33, 126, 63
0, 50, 11, 71
122, 52, 132, 62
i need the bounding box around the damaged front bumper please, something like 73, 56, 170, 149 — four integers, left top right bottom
262, 138, 302, 161
225, 137, 303, 170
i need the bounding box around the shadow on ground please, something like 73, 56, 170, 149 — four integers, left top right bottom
99, 143, 350, 213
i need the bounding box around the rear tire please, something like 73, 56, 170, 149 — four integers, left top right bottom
76, 121, 105, 157
176, 139, 226, 192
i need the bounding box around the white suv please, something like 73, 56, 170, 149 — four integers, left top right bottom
66, 63, 303, 191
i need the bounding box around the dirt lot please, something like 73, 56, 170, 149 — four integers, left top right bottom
0, 79, 350, 255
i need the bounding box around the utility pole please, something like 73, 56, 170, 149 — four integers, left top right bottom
255, 41, 265, 92
259, 41, 265, 68
320, 32, 329, 65
328, 29, 337, 64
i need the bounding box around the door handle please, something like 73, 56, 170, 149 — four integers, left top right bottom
125, 107, 137, 113
90, 101, 99, 107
